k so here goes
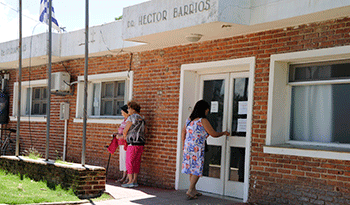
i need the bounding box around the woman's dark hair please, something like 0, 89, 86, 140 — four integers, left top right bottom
189, 100, 210, 121
121, 104, 128, 114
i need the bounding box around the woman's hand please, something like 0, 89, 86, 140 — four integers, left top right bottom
223, 131, 230, 136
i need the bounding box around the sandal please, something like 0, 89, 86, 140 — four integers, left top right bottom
186, 193, 198, 200
117, 178, 126, 183
195, 192, 203, 197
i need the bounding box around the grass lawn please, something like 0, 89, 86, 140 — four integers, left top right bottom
0, 169, 112, 204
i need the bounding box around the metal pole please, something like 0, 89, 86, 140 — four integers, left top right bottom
16, 0, 22, 157
81, 0, 89, 166
45, 0, 52, 161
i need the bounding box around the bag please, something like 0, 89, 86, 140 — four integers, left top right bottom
124, 143, 128, 151
107, 136, 118, 154
126, 115, 145, 145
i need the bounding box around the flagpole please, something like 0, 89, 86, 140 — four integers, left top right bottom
45, 0, 52, 161
82, 0, 89, 166
16, 0, 22, 157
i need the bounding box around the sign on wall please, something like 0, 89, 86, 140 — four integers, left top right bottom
122, 0, 218, 39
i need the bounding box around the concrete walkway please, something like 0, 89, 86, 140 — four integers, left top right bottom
82, 179, 248, 205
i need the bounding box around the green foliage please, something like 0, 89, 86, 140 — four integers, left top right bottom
0, 169, 112, 204
0, 169, 78, 204
55, 149, 61, 161
54, 159, 73, 165
23, 147, 43, 160
115, 15, 123, 20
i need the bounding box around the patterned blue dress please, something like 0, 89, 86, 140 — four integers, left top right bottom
182, 118, 209, 176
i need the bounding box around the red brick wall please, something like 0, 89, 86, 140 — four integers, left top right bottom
245, 18, 350, 204
6, 16, 350, 202
0, 156, 105, 199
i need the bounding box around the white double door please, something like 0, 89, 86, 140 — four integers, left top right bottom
196, 72, 250, 199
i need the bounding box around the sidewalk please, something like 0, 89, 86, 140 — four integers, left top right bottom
83, 179, 248, 205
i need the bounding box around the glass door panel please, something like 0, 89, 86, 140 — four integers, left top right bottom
203, 145, 221, 178
202, 79, 224, 179
231, 78, 249, 137
203, 79, 224, 133
225, 73, 249, 199
228, 147, 245, 182
196, 74, 229, 195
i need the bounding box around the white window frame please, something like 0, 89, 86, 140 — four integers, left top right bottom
264, 45, 350, 160
74, 71, 133, 124
176, 57, 255, 203
11, 79, 48, 122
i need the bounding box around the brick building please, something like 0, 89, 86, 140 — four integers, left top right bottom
1, 0, 350, 204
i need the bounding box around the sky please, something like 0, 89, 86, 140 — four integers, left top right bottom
0, 0, 149, 43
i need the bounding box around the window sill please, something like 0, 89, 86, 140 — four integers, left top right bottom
73, 118, 124, 124
10, 116, 47, 122
263, 144, 350, 161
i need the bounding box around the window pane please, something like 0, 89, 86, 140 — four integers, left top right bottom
332, 84, 350, 143
117, 82, 125, 96
228, 147, 245, 182
290, 84, 350, 144
32, 104, 40, 114
42, 88, 47, 99
203, 145, 221, 179
103, 101, 113, 115
92, 83, 101, 116
33, 88, 41, 99
231, 78, 249, 137
290, 61, 350, 82
203, 80, 224, 133
31, 87, 47, 115
42, 103, 47, 115
26, 88, 31, 115
104, 83, 114, 97
96, 80, 126, 116
114, 101, 124, 115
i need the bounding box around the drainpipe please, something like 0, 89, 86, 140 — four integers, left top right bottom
63, 118, 67, 161
60, 102, 69, 161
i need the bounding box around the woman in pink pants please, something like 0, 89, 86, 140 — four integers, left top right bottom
122, 101, 146, 188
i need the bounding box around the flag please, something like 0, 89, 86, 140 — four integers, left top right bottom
39, 0, 60, 32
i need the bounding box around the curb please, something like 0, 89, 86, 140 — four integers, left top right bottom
18, 200, 90, 205
13, 191, 114, 205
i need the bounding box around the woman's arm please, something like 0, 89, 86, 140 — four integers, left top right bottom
181, 124, 187, 147
123, 121, 132, 139
202, 118, 229, 138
